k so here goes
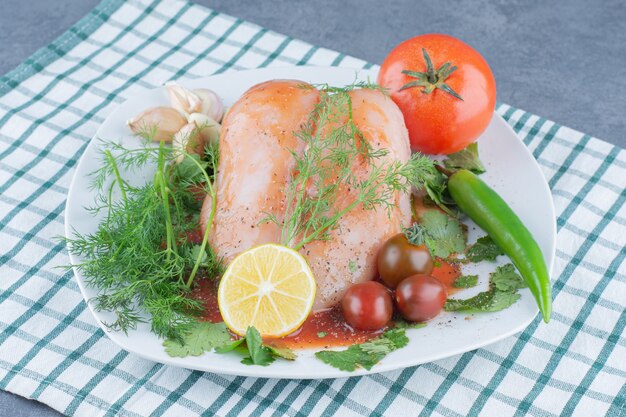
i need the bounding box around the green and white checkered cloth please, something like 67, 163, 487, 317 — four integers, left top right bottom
0, 0, 624, 415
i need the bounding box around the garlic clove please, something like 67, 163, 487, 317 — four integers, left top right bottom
172, 123, 203, 163
166, 82, 202, 116
188, 112, 221, 145
192, 88, 224, 122
126, 106, 186, 142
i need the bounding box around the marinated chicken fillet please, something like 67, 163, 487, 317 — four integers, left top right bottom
204, 80, 320, 261
202, 82, 411, 310
301, 88, 412, 309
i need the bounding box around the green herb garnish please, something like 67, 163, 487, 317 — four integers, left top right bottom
267, 83, 436, 250
452, 275, 479, 288
466, 236, 504, 262
420, 167, 457, 216
445, 264, 526, 313
164, 325, 296, 365
405, 210, 466, 258
317, 332, 328, 338
443, 143, 486, 174
163, 322, 231, 357
217, 326, 296, 366
392, 320, 427, 330
239, 326, 277, 366
491, 264, 527, 292
65, 135, 221, 340
315, 329, 408, 371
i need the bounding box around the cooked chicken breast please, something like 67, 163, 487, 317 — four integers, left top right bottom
301, 89, 412, 309
202, 82, 411, 310
204, 80, 320, 262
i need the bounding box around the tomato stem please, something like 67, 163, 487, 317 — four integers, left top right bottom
399, 48, 464, 101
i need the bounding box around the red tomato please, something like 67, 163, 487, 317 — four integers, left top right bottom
395, 274, 447, 322
341, 282, 393, 330
378, 34, 496, 155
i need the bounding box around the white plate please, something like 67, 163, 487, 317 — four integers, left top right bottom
65, 66, 556, 379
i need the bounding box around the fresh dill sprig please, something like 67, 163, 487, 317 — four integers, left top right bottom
65, 131, 222, 340
275, 84, 436, 250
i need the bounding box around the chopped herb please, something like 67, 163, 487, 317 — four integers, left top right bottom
443, 143, 486, 174
348, 260, 358, 273
315, 329, 408, 371
466, 236, 504, 262
317, 331, 328, 338
392, 320, 427, 330
453, 275, 479, 288
419, 210, 466, 258
444, 263, 526, 313
162, 322, 231, 357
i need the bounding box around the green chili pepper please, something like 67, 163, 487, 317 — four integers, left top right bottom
447, 169, 552, 323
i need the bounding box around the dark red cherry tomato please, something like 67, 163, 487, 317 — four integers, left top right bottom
395, 274, 447, 322
378, 233, 434, 289
341, 282, 393, 330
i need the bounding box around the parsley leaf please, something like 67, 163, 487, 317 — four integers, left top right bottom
486, 291, 522, 311
213, 338, 246, 354
443, 143, 486, 174
453, 275, 479, 288
444, 289, 497, 312
315, 329, 408, 371
420, 210, 466, 258
491, 264, 527, 292
164, 324, 296, 365
422, 168, 456, 215
215, 326, 296, 366
317, 331, 328, 338
266, 346, 297, 361
466, 236, 504, 262
240, 326, 277, 366
444, 264, 526, 313
163, 322, 232, 357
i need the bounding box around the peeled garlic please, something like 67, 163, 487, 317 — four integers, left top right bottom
172, 123, 202, 163
193, 89, 224, 122
166, 82, 202, 116
126, 106, 186, 142
188, 112, 221, 145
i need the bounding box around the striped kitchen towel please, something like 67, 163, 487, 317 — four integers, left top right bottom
0, 0, 624, 416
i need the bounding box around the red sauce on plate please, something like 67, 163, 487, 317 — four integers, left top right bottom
191, 278, 222, 323
190, 259, 460, 348
432, 260, 462, 295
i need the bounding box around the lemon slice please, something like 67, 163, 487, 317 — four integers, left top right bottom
217, 243, 316, 337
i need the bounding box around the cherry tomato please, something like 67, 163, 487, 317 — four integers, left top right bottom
378, 34, 496, 155
377, 233, 434, 289
341, 282, 393, 330
395, 274, 447, 322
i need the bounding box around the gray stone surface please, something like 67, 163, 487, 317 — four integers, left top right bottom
0, 0, 624, 415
